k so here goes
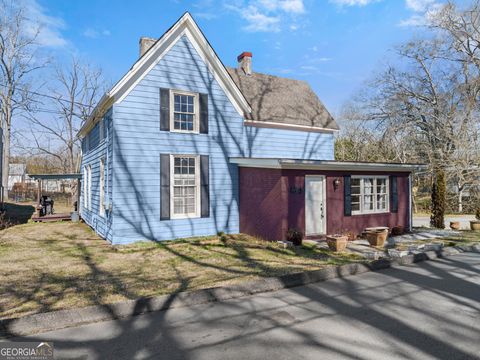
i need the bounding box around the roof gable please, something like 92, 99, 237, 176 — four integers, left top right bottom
79, 12, 251, 137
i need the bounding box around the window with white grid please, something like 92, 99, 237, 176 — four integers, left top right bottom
170, 91, 198, 132
171, 156, 199, 218
352, 176, 389, 215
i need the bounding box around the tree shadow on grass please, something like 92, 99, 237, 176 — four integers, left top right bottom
6, 253, 479, 359
1, 202, 35, 226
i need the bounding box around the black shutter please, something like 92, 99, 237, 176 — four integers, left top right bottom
199, 93, 208, 134
160, 88, 170, 131
200, 155, 210, 218
391, 175, 398, 213
160, 154, 170, 220
344, 175, 352, 217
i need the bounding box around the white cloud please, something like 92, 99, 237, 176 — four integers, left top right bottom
82, 28, 111, 39
22, 0, 67, 47
399, 0, 443, 27
241, 6, 281, 32
226, 0, 306, 32
329, 0, 380, 6
194, 12, 218, 20
405, 0, 436, 12
259, 0, 305, 13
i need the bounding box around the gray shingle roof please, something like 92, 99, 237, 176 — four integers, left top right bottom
227, 67, 339, 130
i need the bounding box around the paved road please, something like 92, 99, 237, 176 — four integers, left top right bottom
9, 253, 480, 360
413, 215, 476, 229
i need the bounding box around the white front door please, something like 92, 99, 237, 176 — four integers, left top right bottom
305, 176, 326, 236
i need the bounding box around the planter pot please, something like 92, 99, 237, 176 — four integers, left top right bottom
366, 229, 388, 247
326, 235, 348, 252
470, 220, 480, 231
391, 226, 404, 236
450, 221, 461, 230
346, 232, 357, 241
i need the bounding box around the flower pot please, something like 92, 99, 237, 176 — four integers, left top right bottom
450, 221, 461, 230
326, 235, 348, 252
391, 226, 404, 236
366, 229, 388, 247
470, 220, 480, 231
346, 232, 357, 241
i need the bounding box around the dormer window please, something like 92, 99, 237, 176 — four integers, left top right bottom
170, 90, 199, 133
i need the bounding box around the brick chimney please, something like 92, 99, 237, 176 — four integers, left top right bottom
139, 37, 156, 57
237, 51, 252, 76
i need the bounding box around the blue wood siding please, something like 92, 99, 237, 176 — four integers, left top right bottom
111, 35, 244, 244
243, 126, 334, 160
80, 109, 113, 241
83, 35, 335, 244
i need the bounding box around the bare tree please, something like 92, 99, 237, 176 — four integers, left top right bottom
25, 57, 103, 174
0, 0, 45, 200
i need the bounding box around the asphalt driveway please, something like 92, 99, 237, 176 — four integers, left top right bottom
7, 253, 480, 360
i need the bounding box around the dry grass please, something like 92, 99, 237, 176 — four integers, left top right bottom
0, 220, 362, 320
434, 230, 480, 246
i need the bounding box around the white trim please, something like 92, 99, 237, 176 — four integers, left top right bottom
170, 154, 201, 219
99, 157, 105, 217
78, 13, 251, 138
244, 120, 339, 133
169, 89, 199, 133
229, 157, 426, 172
83, 166, 88, 209
305, 175, 327, 236
351, 175, 389, 215
87, 165, 92, 211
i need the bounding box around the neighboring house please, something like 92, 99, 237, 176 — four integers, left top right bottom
8, 163, 30, 190
78, 13, 421, 245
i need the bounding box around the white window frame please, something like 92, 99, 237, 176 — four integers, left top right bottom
99, 158, 105, 216
83, 166, 88, 209
169, 90, 199, 134
170, 154, 201, 219
87, 165, 92, 211
351, 175, 389, 215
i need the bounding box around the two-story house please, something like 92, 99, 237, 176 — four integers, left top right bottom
78, 13, 420, 245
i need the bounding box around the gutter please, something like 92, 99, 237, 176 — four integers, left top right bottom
230, 158, 428, 173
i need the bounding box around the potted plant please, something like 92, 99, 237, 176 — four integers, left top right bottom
346, 231, 357, 241
365, 228, 389, 247
470, 208, 480, 231
450, 221, 461, 230
286, 228, 303, 246
391, 226, 404, 236
326, 234, 348, 252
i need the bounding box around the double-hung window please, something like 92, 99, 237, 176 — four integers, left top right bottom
351, 176, 389, 215
170, 91, 198, 133
171, 155, 200, 218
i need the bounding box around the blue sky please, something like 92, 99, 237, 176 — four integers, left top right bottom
29, 0, 444, 115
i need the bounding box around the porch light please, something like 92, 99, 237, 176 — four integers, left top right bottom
333, 178, 340, 190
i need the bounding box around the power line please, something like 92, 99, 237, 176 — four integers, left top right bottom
0, 82, 98, 108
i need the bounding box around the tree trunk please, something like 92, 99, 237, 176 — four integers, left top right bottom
2, 125, 10, 201
430, 168, 446, 229
458, 187, 463, 213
